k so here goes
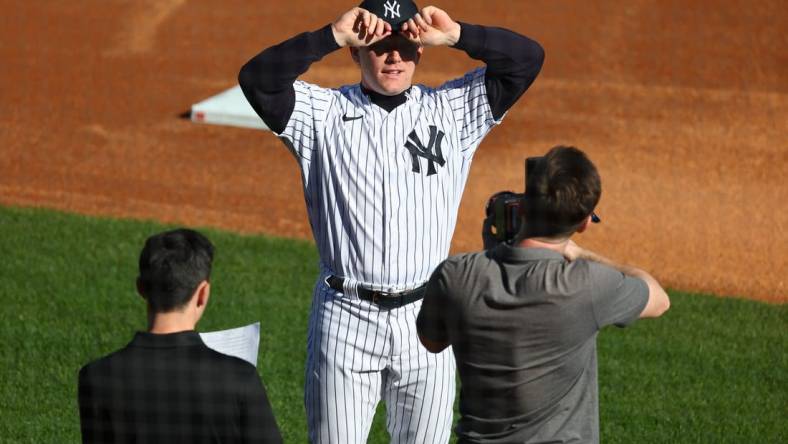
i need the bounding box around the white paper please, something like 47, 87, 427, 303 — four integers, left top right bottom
200, 322, 260, 367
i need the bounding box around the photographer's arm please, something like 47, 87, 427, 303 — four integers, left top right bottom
419, 333, 449, 353
416, 262, 452, 353
564, 241, 670, 318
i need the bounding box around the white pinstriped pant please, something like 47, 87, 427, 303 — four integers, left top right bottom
305, 278, 456, 444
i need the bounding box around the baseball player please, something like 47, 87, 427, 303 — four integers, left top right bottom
238, 1, 544, 442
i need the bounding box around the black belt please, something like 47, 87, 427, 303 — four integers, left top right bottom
325, 275, 426, 309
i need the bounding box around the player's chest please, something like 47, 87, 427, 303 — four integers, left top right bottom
329, 107, 461, 178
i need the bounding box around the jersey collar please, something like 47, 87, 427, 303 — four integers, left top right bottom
360, 85, 411, 112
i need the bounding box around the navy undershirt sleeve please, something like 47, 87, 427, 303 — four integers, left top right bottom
238, 24, 339, 134
453, 23, 545, 120
238, 22, 543, 132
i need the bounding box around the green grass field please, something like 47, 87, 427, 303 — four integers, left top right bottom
0, 206, 785, 443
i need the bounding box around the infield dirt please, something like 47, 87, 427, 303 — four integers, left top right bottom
1, 0, 785, 302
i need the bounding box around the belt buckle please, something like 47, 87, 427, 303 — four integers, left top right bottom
372, 290, 399, 308
371, 291, 386, 305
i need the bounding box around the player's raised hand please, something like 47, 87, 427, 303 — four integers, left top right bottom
332, 7, 392, 47
401, 6, 461, 47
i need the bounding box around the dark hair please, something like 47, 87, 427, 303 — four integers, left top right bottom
522, 146, 601, 238
137, 228, 214, 312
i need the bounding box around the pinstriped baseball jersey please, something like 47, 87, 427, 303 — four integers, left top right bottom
238, 17, 544, 444
278, 67, 499, 290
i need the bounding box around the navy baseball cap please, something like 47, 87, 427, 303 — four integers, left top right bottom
359, 0, 419, 32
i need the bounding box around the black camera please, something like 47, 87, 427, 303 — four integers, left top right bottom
485, 190, 523, 242
485, 157, 542, 242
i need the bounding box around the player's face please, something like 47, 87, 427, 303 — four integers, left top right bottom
353, 34, 423, 96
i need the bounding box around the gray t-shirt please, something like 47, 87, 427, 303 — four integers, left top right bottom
417, 244, 649, 443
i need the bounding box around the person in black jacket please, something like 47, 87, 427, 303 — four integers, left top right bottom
78, 228, 283, 443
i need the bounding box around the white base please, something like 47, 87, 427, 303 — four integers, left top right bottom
190, 85, 269, 131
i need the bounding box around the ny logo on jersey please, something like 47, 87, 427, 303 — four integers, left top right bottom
404, 126, 446, 176
383, 1, 401, 19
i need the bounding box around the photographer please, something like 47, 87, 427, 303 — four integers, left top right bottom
416, 145, 669, 443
